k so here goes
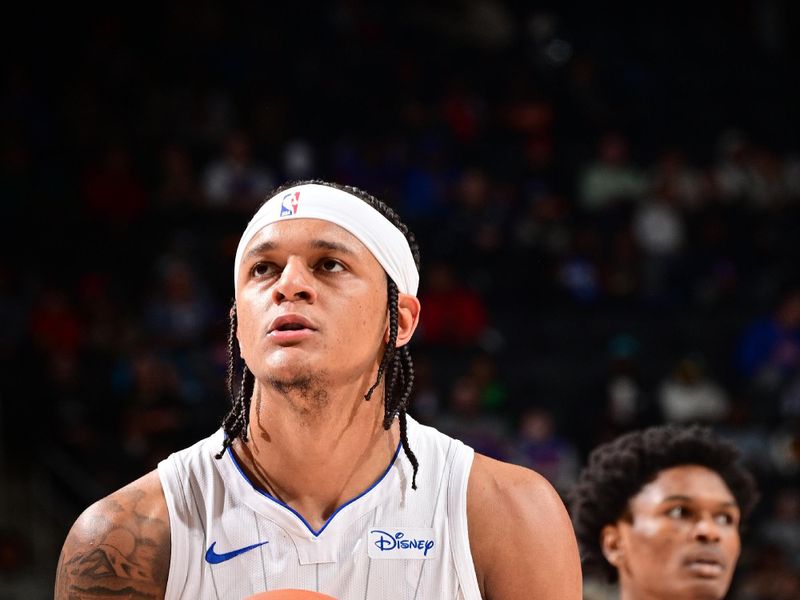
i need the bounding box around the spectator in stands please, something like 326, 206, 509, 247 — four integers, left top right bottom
658, 353, 730, 424
417, 261, 489, 347
649, 148, 706, 213
714, 130, 753, 204
578, 131, 648, 212
557, 225, 602, 304
735, 544, 800, 600
435, 371, 510, 461
632, 192, 686, 304
143, 258, 215, 348
119, 349, 186, 474
156, 143, 201, 211
203, 131, 274, 211
758, 487, 800, 571
737, 286, 800, 392
604, 333, 649, 431
514, 406, 579, 492
81, 145, 147, 226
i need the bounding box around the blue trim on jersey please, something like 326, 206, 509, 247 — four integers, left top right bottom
227, 440, 402, 538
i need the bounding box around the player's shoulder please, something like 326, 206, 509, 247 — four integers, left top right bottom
73, 469, 168, 533
466, 453, 582, 599
55, 470, 170, 599
468, 452, 560, 509
467, 452, 571, 545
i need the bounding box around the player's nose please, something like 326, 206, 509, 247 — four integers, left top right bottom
693, 514, 722, 543
272, 257, 317, 304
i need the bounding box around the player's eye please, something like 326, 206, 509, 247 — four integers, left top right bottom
252, 262, 279, 277
714, 512, 735, 526
667, 506, 689, 519
318, 259, 344, 273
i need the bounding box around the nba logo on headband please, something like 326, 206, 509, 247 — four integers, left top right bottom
280, 191, 301, 217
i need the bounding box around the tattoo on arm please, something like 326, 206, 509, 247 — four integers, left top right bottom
55, 486, 170, 599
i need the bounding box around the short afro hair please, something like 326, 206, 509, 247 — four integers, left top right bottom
569, 424, 759, 582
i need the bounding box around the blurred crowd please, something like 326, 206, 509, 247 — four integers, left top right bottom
2, 1, 800, 598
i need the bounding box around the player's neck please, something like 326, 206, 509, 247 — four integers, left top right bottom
234, 380, 400, 530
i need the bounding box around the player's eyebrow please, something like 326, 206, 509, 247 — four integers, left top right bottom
309, 239, 355, 255
661, 494, 738, 508
243, 240, 276, 262
244, 239, 355, 262
662, 495, 692, 502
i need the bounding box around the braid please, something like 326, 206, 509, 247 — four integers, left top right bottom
399, 410, 419, 490
226, 303, 237, 405
215, 302, 254, 459
364, 279, 399, 402
383, 353, 402, 426
217, 179, 422, 489
377, 278, 420, 489
398, 346, 416, 411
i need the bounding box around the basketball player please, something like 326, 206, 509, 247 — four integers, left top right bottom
55, 181, 582, 599
570, 424, 759, 600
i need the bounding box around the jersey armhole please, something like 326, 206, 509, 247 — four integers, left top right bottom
158, 455, 191, 599
447, 444, 482, 600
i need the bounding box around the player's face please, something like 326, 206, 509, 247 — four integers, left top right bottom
235, 218, 390, 387
608, 465, 741, 600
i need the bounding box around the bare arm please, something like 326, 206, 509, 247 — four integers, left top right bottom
468, 454, 582, 600
55, 470, 171, 600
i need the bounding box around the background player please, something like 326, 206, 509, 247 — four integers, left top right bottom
570, 423, 759, 600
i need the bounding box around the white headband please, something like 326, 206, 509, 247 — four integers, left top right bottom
233, 183, 419, 297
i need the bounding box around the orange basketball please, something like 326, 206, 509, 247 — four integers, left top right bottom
245, 590, 337, 600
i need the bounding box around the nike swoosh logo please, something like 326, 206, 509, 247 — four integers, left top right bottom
205, 540, 269, 564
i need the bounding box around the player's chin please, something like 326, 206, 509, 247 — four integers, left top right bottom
674, 574, 732, 600
265, 353, 322, 377
265, 354, 310, 371
263, 341, 318, 361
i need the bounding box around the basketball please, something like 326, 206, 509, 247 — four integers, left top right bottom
245, 590, 337, 600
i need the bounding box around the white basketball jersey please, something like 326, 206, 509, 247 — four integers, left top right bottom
157, 416, 482, 599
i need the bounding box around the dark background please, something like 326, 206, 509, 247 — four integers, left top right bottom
1, 1, 799, 598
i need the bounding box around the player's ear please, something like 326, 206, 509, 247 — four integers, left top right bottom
600, 524, 625, 568
392, 293, 421, 348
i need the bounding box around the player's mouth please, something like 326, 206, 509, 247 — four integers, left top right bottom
267, 314, 317, 343
682, 551, 726, 578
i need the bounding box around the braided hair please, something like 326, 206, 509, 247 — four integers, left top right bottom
215, 180, 422, 489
